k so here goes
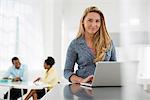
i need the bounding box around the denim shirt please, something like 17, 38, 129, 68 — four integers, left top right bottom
64, 37, 116, 81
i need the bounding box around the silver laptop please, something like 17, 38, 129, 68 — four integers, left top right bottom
80, 62, 122, 87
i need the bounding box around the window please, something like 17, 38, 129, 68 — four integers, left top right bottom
0, 0, 44, 71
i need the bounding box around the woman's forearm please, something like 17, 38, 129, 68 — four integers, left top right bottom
70, 75, 83, 83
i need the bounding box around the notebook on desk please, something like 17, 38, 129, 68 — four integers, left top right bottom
80, 62, 122, 87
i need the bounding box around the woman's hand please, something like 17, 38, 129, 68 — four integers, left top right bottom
81, 75, 94, 83
70, 75, 94, 83
12, 77, 22, 82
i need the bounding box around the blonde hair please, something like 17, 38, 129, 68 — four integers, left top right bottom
76, 6, 111, 62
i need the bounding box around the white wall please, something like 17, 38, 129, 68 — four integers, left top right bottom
120, 0, 150, 79
41, 0, 62, 77
42, 0, 54, 56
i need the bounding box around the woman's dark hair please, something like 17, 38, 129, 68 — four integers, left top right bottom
45, 56, 55, 67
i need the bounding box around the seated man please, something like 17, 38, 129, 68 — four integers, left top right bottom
3, 57, 28, 100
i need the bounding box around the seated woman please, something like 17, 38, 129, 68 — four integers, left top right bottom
64, 6, 117, 84
25, 56, 59, 100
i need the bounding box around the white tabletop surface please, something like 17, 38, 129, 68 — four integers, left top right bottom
0, 80, 48, 89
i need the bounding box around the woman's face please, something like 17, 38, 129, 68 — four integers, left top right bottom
83, 12, 101, 35
44, 62, 49, 69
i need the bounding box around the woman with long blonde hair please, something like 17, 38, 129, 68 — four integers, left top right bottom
64, 6, 116, 83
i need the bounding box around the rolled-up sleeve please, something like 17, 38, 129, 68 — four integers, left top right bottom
64, 41, 77, 81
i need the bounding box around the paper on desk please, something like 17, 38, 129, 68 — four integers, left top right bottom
34, 81, 44, 86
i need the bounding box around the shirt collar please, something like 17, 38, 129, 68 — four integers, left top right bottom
77, 36, 85, 45
13, 64, 23, 70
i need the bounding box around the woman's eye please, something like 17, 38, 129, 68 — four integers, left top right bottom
88, 19, 92, 22
96, 20, 100, 23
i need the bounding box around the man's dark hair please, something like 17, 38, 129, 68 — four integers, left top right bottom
12, 57, 19, 64
45, 56, 55, 67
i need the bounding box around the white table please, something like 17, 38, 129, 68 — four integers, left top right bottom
0, 80, 48, 100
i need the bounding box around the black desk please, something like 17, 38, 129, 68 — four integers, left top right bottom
41, 83, 150, 100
